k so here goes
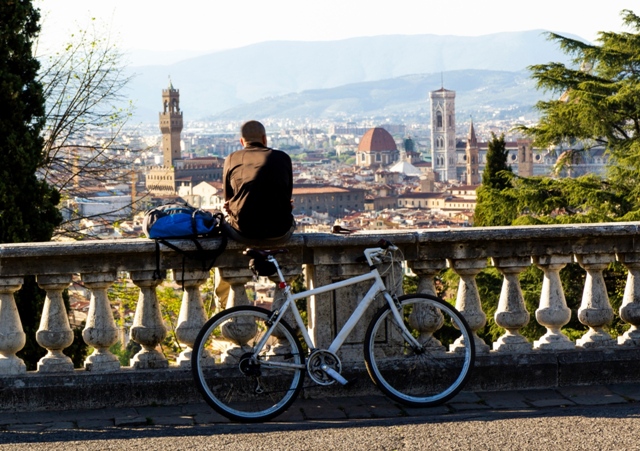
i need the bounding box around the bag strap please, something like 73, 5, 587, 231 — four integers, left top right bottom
153, 240, 163, 280
155, 233, 228, 281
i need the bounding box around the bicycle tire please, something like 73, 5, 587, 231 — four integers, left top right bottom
364, 294, 475, 407
191, 306, 305, 422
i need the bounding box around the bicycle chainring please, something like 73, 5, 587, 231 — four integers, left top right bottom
306, 350, 342, 385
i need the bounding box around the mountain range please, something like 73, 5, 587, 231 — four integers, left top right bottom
124, 30, 579, 123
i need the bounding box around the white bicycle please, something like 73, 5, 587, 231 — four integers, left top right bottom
192, 239, 475, 422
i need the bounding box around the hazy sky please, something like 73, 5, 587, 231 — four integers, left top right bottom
37, 0, 637, 54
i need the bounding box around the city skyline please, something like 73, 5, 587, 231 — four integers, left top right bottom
38, 1, 636, 57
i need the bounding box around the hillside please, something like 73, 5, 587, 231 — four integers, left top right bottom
208, 69, 546, 122
125, 30, 577, 122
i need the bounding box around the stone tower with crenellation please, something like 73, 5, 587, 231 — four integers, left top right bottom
159, 79, 183, 167
145, 81, 224, 197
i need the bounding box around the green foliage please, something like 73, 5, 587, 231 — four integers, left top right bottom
480, 174, 633, 225
109, 340, 140, 367
157, 284, 183, 360
403, 274, 419, 294
474, 267, 503, 345
482, 133, 512, 190
290, 273, 308, 328
514, 10, 640, 219
474, 133, 518, 227
474, 183, 519, 226
199, 272, 217, 317
0, 1, 61, 243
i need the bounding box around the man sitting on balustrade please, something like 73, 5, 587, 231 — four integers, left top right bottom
215, 120, 296, 308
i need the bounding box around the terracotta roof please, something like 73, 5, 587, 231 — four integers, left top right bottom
398, 192, 446, 199
293, 186, 350, 195
358, 127, 397, 152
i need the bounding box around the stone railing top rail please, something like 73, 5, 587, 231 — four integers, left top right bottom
1, 222, 639, 277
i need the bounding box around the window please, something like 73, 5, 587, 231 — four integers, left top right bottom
436, 112, 443, 128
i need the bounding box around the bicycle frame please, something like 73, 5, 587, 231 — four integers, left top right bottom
251, 253, 422, 370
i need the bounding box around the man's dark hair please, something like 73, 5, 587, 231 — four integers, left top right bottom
241, 120, 266, 143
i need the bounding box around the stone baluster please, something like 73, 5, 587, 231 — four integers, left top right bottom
407, 260, 447, 351
574, 254, 616, 348
215, 267, 254, 310
0, 277, 26, 374
35, 275, 75, 372
533, 255, 575, 350
616, 254, 640, 346
447, 258, 490, 354
82, 273, 120, 372
174, 270, 211, 367
409, 260, 446, 297
491, 257, 532, 353
217, 268, 257, 361
129, 270, 168, 369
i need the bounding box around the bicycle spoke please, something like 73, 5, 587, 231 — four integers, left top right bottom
192, 307, 305, 422
364, 294, 475, 407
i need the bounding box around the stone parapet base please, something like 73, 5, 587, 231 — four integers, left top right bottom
1, 348, 639, 413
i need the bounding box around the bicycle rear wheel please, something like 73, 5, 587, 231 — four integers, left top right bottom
191, 306, 305, 422
364, 294, 475, 407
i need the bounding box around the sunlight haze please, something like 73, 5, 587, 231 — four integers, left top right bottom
37, 0, 636, 57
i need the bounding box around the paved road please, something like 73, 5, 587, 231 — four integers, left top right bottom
1, 384, 640, 450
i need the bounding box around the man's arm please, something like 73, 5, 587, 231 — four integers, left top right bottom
222, 154, 233, 201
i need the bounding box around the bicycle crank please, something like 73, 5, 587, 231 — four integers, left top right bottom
307, 350, 343, 385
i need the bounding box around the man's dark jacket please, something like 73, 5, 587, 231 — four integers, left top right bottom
223, 142, 294, 239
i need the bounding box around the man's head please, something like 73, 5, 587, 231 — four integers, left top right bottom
240, 120, 267, 147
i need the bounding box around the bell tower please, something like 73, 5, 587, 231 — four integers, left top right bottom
429, 87, 457, 182
465, 120, 479, 185
159, 79, 183, 167
517, 138, 534, 177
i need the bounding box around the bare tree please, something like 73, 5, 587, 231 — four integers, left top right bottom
36, 19, 151, 239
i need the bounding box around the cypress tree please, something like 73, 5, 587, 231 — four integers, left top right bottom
1, 1, 63, 369
0, 0, 61, 243
481, 132, 511, 191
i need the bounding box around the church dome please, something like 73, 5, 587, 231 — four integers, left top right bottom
358, 127, 397, 152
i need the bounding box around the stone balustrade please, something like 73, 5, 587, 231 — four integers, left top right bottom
2, 222, 640, 411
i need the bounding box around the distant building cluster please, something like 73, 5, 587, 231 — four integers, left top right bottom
62, 80, 609, 239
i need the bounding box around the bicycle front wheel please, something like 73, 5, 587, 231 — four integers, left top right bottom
364, 294, 475, 407
191, 306, 305, 422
